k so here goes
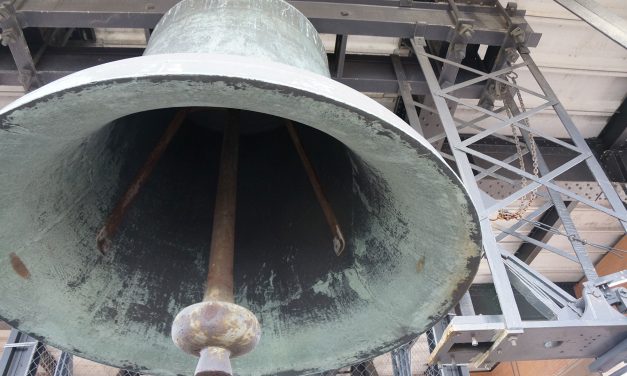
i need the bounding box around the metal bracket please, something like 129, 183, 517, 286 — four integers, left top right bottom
589, 337, 627, 374
0, 1, 40, 90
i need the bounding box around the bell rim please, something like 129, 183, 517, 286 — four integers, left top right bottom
0, 53, 482, 376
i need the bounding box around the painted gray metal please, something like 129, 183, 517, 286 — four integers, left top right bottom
10, 0, 541, 45
408, 29, 627, 371
0, 2, 40, 90
412, 38, 524, 331
0, 0, 482, 374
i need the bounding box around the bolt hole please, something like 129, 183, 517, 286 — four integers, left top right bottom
544, 340, 563, 349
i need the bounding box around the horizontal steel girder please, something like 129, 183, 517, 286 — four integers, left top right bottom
0, 48, 486, 96
10, 0, 541, 45
428, 314, 627, 368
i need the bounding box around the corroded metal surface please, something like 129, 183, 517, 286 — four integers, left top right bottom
145, 0, 329, 77
0, 0, 482, 374
172, 301, 261, 358
204, 110, 240, 304
175, 108, 260, 375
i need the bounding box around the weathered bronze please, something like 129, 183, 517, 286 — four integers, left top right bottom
171, 110, 261, 376
96, 109, 190, 254
0, 0, 482, 375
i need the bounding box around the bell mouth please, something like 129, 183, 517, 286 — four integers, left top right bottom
0, 53, 481, 375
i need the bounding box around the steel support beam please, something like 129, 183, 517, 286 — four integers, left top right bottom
53, 352, 73, 376
10, 0, 540, 45
0, 2, 40, 90
504, 94, 599, 282
0, 47, 488, 96
390, 340, 415, 376
514, 201, 577, 264
520, 50, 627, 231
333, 34, 348, 78
598, 96, 627, 151
418, 20, 473, 149
412, 37, 524, 330
391, 54, 422, 134
554, 0, 627, 49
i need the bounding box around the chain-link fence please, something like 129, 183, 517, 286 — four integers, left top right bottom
1, 325, 451, 376
0, 328, 136, 376
317, 333, 444, 376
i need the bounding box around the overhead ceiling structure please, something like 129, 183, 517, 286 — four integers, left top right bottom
0, 0, 625, 376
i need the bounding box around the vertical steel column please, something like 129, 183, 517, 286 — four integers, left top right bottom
391, 55, 423, 135
503, 95, 599, 281
418, 21, 473, 149
53, 352, 73, 376
334, 34, 347, 78
0, 2, 40, 90
412, 37, 523, 330
390, 339, 416, 376
520, 51, 627, 231
458, 291, 476, 316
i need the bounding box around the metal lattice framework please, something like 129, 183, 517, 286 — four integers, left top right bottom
0, 1, 625, 376
407, 34, 627, 372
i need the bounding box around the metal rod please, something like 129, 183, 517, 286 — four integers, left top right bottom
96, 109, 189, 254
391, 54, 423, 135
447, 0, 461, 24
334, 34, 347, 78
285, 120, 346, 256
204, 110, 240, 303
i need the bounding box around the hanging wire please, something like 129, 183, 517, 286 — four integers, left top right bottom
494, 216, 626, 258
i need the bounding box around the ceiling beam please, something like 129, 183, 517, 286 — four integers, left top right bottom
0, 47, 486, 97
554, 0, 627, 49
10, 0, 540, 45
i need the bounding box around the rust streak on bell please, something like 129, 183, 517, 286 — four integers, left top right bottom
10, 252, 31, 279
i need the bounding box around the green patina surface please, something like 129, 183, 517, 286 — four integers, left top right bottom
0, 0, 481, 374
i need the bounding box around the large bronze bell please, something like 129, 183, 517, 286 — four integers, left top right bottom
0, 0, 482, 375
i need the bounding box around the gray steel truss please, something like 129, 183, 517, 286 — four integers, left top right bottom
410, 20, 627, 373
0, 1, 625, 375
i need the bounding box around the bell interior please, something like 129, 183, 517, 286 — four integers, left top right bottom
1, 102, 480, 375
97, 107, 362, 317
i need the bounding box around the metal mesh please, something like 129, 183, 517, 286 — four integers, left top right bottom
29, 345, 127, 376
330, 361, 379, 376
2, 325, 453, 376
0, 329, 140, 376
28, 343, 58, 376
320, 334, 445, 376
